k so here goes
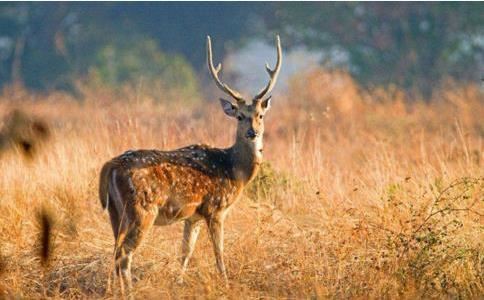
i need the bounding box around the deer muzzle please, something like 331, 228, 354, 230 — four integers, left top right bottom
246, 128, 258, 139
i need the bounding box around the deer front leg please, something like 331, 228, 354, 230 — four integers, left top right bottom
207, 214, 228, 285
177, 219, 202, 284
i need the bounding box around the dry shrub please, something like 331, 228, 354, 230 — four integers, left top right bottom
357, 177, 483, 298
0, 69, 482, 298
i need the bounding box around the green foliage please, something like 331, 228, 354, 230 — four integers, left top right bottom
245, 162, 295, 203
88, 38, 199, 99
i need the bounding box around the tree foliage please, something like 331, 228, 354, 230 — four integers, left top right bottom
267, 3, 484, 94
88, 38, 198, 97
0, 3, 482, 96
0, 3, 262, 95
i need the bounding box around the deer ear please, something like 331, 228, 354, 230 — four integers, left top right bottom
219, 98, 238, 117
260, 96, 272, 112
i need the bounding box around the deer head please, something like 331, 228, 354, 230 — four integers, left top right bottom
206, 35, 282, 151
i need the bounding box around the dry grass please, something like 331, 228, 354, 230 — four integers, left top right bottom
0, 70, 482, 299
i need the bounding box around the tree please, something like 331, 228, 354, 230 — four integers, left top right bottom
266, 3, 484, 94
88, 37, 199, 99
0, 3, 269, 94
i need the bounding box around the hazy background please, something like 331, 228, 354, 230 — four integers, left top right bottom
0, 2, 482, 98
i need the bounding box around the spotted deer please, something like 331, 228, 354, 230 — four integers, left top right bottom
99, 35, 282, 294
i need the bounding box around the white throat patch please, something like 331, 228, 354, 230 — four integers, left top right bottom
254, 135, 263, 159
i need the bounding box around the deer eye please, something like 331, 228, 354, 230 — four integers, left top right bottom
259, 115, 263, 119
237, 115, 244, 121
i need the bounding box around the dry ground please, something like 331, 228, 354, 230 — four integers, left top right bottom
0, 70, 482, 299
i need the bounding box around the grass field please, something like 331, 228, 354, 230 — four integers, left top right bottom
0, 70, 482, 298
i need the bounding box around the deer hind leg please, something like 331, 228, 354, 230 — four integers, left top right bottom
206, 214, 228, 285
106, 198, 127, 295
177, 219, 202, 284
114, 212, 156, 298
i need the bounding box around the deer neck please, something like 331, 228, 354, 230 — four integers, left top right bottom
229, 134, 263, 184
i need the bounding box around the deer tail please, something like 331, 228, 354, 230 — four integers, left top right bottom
99, 162, 113, 211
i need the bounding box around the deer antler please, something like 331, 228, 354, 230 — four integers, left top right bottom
253, 35, 282, 101
207, 36, 245, 103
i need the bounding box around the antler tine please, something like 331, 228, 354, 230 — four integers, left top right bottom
206, 36, 244, 103
254, 35, 282, 101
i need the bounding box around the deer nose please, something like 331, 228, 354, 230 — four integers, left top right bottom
246, 128, 257, 139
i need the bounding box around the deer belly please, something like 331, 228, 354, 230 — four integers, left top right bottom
154, 198, 200, 226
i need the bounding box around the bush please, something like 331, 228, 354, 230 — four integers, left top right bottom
381, 177, 483, 297
87, 38, 199, 101
245, 162, 295, 204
